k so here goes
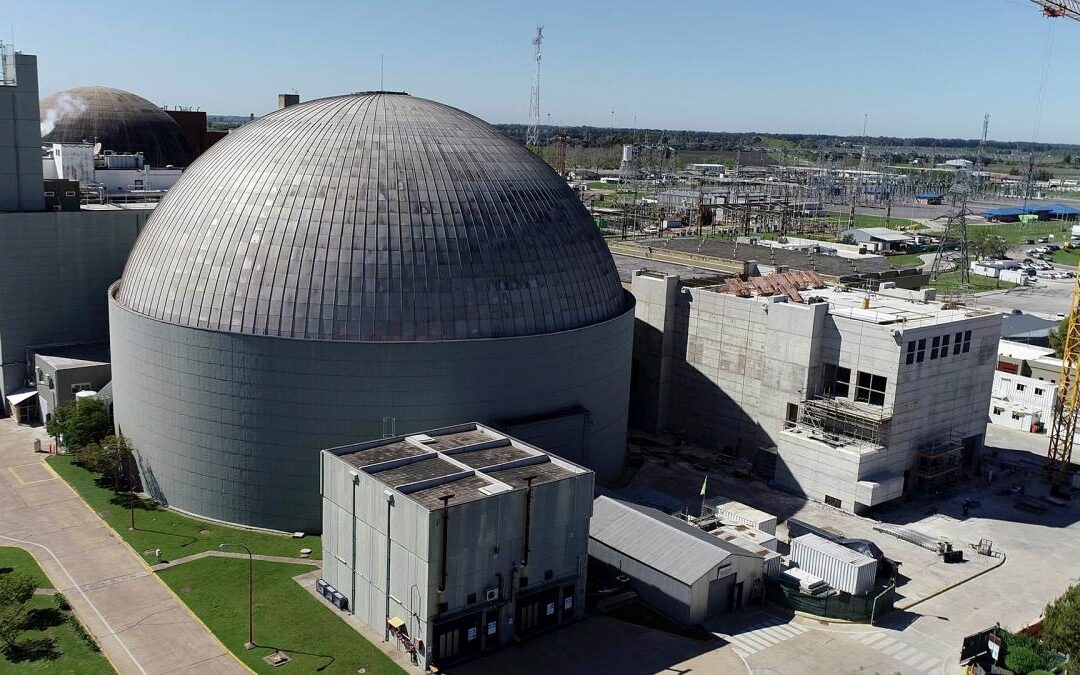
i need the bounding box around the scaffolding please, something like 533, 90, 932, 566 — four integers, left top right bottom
796, 397, 891, 448
914, 432, 965, 489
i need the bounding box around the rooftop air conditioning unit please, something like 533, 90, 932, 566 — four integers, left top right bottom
484, 587, 499, 602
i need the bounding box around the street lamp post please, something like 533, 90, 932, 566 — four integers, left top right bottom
219, 543, 255, 649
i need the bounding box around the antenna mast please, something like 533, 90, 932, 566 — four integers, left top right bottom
526, 25, 544, 147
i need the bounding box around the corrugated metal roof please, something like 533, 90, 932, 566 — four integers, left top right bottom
590, 496, 753, 586
791, 533, 876, 566
844, 227, 912, 242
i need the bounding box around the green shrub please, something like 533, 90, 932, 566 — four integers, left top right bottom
53, 592, 69, 611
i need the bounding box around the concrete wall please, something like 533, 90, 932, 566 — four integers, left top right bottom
111, 293, 633, 532
630, 272, 1001, 512
0, 52, 44, 212
0, 211, 147, 399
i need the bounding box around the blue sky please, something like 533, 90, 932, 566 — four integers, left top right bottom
9, 0, 1080, 143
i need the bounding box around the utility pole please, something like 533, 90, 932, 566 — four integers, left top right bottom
526, 25, 543, 148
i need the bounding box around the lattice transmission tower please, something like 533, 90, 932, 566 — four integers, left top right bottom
526, 25, 543, 147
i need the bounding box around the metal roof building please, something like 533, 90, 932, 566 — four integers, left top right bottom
40, 87, 196, 167
109, 92, 634, 532
588, 496, 766, 624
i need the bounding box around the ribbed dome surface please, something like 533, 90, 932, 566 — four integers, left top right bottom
40, 86, 195, 167
117, 93, 624, 341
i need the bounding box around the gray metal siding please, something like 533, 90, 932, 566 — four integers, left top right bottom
589, 538, 695, 625
112, 293, 631, 532
0, 211, 146, 399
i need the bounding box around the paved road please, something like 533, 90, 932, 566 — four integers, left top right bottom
0, 420, 246, 674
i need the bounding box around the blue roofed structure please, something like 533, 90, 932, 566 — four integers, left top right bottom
983, 203, 1079, 222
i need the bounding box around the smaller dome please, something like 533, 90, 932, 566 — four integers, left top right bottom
40, 86, 195, 167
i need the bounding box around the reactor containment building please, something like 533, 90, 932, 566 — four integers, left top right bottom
108, 92, 634, 532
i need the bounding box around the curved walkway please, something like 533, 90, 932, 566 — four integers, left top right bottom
0, 420, 247, 674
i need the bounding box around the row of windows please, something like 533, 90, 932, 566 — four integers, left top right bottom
906, 330, 972, 365
1013, 382, 1046, 396
992, 406, 1027, 420
823, 364, 888, 407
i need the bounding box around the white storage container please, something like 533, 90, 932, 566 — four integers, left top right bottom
790, 533, 877, 595
704, 496, 777, 535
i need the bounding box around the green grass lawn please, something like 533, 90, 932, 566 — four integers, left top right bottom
968, 221, 1072, 247
587, 181, 618, 191
929, 271, 1017, 294
0, 547, 114, 674
0, 547, 50, 589
882, 253, 925, 269
813, 212, 920, 232
1050, 248, 1080, 268
158, 558, 402, 675
47, 455, 321, 563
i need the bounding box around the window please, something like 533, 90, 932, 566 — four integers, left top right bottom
43, 191, 55, 197
1035, 387, 1045, 396
855, 372, 887, 406
916, 338, 926, 363
953, 331, 963, 356
71, 382, 92, 394
941, 333, 950, 357
1012, 411, 1024, 420
1016, 384, 1026, 392
930, 336, 941, 360
785, 403, 799, 429
64, 191, 76, 197
824, 495, 842, 509
993, 406, 1004, 415
962, 330, 972, 354
46, 376, 54, 390
906, 341, 916, 365
467, 593, 477, 605
35, 368, 43, 384
823, 364, 851, 397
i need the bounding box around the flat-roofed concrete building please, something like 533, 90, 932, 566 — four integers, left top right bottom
320, 423, 593, 670
630, 270, 1001, 513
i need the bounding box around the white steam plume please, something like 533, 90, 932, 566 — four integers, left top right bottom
40, 93, 87, 137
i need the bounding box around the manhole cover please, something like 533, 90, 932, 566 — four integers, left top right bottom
97, 511, 110, 518
264, 651, 291, 667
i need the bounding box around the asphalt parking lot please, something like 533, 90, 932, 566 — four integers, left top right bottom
974, 277, 1073, 318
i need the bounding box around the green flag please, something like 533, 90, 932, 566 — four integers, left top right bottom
700, 476, 708, 497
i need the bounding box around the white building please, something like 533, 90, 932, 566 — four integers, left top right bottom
630, 271, 1002, 514
42, 143, 182, 202
989, 341, 1060, 432
943, 159, 974, 170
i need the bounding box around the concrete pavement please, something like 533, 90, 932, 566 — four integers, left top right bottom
0, 420, 247, 674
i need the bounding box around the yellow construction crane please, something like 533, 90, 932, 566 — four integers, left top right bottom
1032, 0, 1080, 484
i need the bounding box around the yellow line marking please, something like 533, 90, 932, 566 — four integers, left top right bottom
8, 462, 57, 485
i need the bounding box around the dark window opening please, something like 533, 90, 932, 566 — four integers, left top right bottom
785, 403, 799, 429
824, 495, 842, 509
905, 341, 916, 365
823, 363, 851, 397
855, 372, 887, 406
953, 331, 962, 355
544, 569, 554, 581
519, 577, 529, 589
930, 336, 940, 360
962, 330, 972, 353
916, 338, 926, 363
467, 593, 477, 605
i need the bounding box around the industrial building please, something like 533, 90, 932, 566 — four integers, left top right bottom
989, 341, 1061, 432
0, 50, 151, 411
630, 270, 1001, 513
33, 344, 111, 423
39, 86, 196, 167
839, 227, 915, 253
320, 423, 593, 670
109, 92, 634, 532
588, 496, 768, 624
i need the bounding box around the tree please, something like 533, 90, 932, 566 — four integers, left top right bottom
1041, 583, 1080, 666
1065, 154, 1072, 165
1050, 318, 1071, 359
0, 573, 35, 648
969, 232, 1008, 260
45, 398, 111, 451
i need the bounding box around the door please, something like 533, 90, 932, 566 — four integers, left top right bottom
707, 575, 734, 617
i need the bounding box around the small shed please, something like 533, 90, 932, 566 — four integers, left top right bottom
703, 496, 777, 535
790, 534, 877, 595
589, 496, 764, 624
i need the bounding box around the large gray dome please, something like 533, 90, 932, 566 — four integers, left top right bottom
40, 86, 196, 167
117, 92, 624, 341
